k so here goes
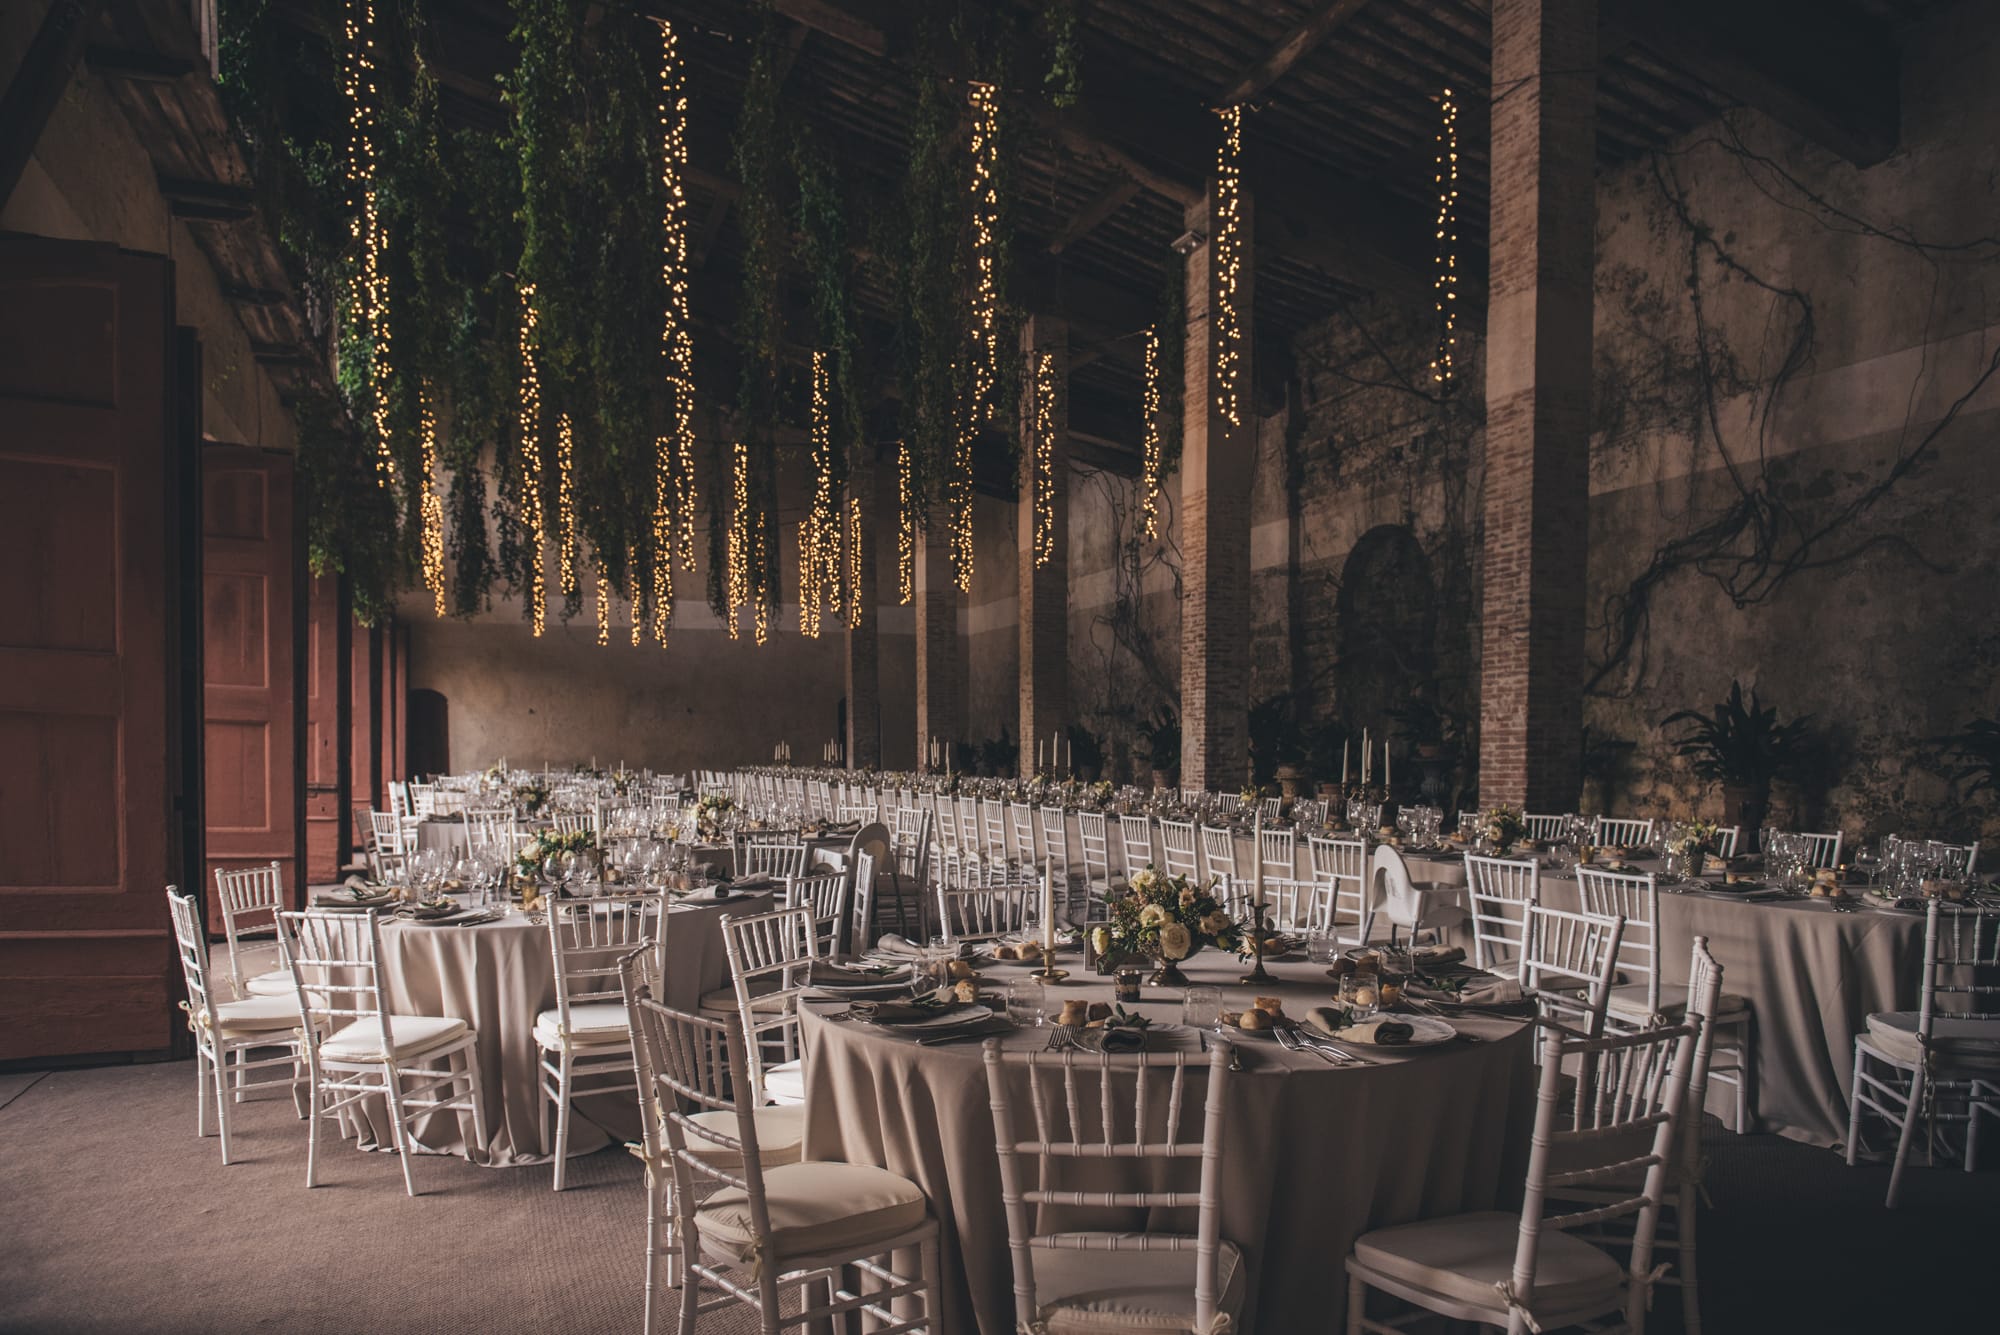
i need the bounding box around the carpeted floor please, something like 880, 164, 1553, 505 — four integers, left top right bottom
0, 1059, 1991, 1333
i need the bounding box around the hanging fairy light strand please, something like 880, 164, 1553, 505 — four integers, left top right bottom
1030, 350, 1057, 568
845, 492, 864, 630
342, 0, 394, 487
1210, 104, 1246, 429
896, 442, 915, 606
596, 566, 611, 646
725, 442, 750, 642
418, 382, 446, 614
965, 81, 1004, 425
556, 413, 577, 599
517, 285, 547, 636
1431, 87, 1460, 389
655, 18, 697, 649
1139, 327, 1164, 539
799, 351, 838, 639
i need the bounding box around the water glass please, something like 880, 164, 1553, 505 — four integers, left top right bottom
1006, 978, 1045, 1027
1181, 985, 1223, 1030
1306, 926, 1340, 968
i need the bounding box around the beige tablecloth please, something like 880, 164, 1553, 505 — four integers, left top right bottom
801, 950, 1536, 1334
347, 890, 774, 1166
1406, 853, 1926, 1147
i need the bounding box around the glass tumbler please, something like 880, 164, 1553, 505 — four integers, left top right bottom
1006, 978, 1045, 1027
1181, 986, 1223, 1030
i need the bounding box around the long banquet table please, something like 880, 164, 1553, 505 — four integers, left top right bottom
801, 947, 1537, 1334
345, 889, 774, 1166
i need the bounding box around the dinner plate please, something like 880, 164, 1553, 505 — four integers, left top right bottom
878, 1003, 996, 1032
814, 967, 916, 989
1318, 1014, 1457, 1047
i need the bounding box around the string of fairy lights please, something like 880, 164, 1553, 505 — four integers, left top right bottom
1030, 350, 1058, 568
1210, 104, 1246, 430
846, 493, 864, 630
1140, 326, 1165, 539
656, 17, 698, 645
418, 384, 445, 613
596, 568, 611, 646
1431, 86, 1460, 389
725, 441, 751, 642
951, 80, 1004, 594
516, 285, 547, 637
896, 442, 915, 605
556, 412, 576, 599
799, 351, 840, 638
342, 0, 395, 490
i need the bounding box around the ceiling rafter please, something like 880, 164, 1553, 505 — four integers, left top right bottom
1215, 0, 1372, 107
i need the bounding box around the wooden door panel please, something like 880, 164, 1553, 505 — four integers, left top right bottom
0, 238, 180, 1060
303, 573, 346, 882
201, 445, 299, 921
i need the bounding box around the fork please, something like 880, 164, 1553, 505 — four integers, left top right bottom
1274, 1025, 1342, 1065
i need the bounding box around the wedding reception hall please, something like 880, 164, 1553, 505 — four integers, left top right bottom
3, 0, 1998, 1331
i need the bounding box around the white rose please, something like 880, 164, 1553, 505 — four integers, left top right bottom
1158, 922, 1192, 961
1139, 903, 1169, 928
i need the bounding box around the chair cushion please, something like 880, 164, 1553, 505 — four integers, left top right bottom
684, 1104, 806, 1168
1606, 983, 1749, 1025
1031, 1233, 1247, 1335
1351, 1211, 1623, 1321
763, 1059, 807, 1105
534, 1001, 630, 1048
206, 995, 301, 1035
696, 1161, 927, 1264
321, 1014, 470, 1062
244, 969, 294, 999
1863, 1012, 2000, 1071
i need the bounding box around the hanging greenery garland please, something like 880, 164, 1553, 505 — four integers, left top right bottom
731, 16, 787, 628
894, 59, 961, 565
1042, 0, 1083, 109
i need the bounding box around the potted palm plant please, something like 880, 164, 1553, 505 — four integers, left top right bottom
1660, 682, 1812, 847
1139, 704, 1181, 790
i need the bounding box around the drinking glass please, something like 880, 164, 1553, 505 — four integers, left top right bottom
1306, 926, 1340, 968
1181, 985, 1223, 1030
1340, 970, 1381, 1019
1006, 978, 1046, 1027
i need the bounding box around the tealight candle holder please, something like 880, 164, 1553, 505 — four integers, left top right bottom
1239, 900, 1275, 985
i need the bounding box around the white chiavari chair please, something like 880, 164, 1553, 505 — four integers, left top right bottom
551, 809, 598, 839
1200, 824, 1241, 886
1847, 900, 2000, 1206
983, 1037, 1242, 1335
1308, 835, 1370, 946
167, 888, 304, 1164
466, 807, 518, 847
409, 782, 438, 819
1464, 853, 1542, 977
716, 907, 817, 1107
931, 792, 963, 858
1118, 814, 1156, 880
1040, 806, 1082, 917
982, 798, 1010, 864
1258, 824, 1296, 884
536, 892, 664, 1189
850, 850, 879, 953
1592, 816, 1656, 849
214, 861, 293, 1000
1213, 792, 1242, 814
1259, 796, 1282, 822
1710, 825, 1740, 859
1765, 828, 1842, 869
1578, 866, 1752, 1132
367, 810, 408, 883
388, 780, 412, 819
937, 878, 1035, 945
1521, 904, 1627, 1047
1008, 802, 1040, 869
738, 837, 808, 881
1345, 1016, 1701, 1335
1076, 810, 1120, 913
1368, 844, 1468, 949
785, 870, 850, 960
1521, 812, 1571, 843
279, 908, 487, 1195
1926, 839, 1980, 877
647, 998, 941, 1335
1256, 876, 1320, 933
1554, 937, 1725, 1335
1157, 818, 1202, 881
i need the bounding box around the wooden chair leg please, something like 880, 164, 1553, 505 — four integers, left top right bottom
214, 1047, 236, 1165
551, 1053, 574, 1191
1678, 1177, 1702, 1335
382, 1065, 420, 1198
195, 1048, 211, 1138
1887, 1060, 1925, 1208
1846, 1041, 1868, 1166
1346, 1270, 1366, 1335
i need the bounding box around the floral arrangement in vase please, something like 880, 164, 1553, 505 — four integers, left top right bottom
1483, 805, 1525, 853
515, 827, 597, 878
512, 779, 550, 815
1091, 868, 1240, 987
1668, 819, 1719, 877
693, 792, 736, 841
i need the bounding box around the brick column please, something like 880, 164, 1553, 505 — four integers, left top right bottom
1179, 185, 1256, 793
843, 462, 880, 771
1018, 315, 1069, 779
914, 517, 962, 772
1479, 0, 1596, 809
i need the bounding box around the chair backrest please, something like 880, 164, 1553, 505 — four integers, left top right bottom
1213, 793, 1241, 813
983, 1038, 1234, 1335
1158, 819, 1201, 879
1926, 839, 1980, 878
545, 893, 664, 1038
213, 861, 287, 997
1521, 904, 1626, 1042
1037, 806, 1071, 875
740, 839, 808, 880
1257, 825, 1294, 881
1368, 842, 1427, 936
1259, 796, 1281, 822
1009, 803, 1039, 865
1513, 1018, 1701, 1331
785, 870, 850, 958
932, 792, 963, 853
1464, 854, 1542, 972
1307, 835, 1368, 944
409, 782, 438, 818
982, 799, 1009, 858
1576, 866, 1661, 1018
388, 780, 412, 818
166, 888, 222, 1035
719, 907, 817, 1103
1076, 811, 1113, 882
1200, 825, 1240, 883
1256, 876, 1319, 932
1915, 901, 2000, 1037
1782, 829, 1843, 869
279, 909, 393, 1063
369, 810, 407, 858
1592, 816, 1655, 849
1710, 825, 1741, 859
1522, 812, 1572, 842
551, 810, 597, 839
1118, 814, 1155, 877
850, 850, 878, 952
937, 880, 1035, 943
466, 807, 518, 846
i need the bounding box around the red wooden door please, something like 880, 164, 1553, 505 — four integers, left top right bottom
201, 444, 301, 919
349, 620, 381, 845
303, 572, 348, 883
0, 238, 184, 1061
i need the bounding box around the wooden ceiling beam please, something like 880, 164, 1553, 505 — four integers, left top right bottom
0, 1, 100, 209
1216, 0, 1372, 107
158, 174, 258, 221
1046, 176, 1140, 254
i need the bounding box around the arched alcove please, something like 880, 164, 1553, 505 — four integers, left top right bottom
1334, 525, 1437, 731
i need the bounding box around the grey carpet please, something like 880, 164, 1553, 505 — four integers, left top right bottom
0, 1062, 1992, 1333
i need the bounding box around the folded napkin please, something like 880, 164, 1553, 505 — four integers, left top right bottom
1339, 1017, 1415, 1045
1303, 1007, 1349, 1039
873, 934, 970, 960
809, 960, 910, 986
1407, 975, 1526, 1007
852, 998, 964, 1024
1096, 1026, 1147, 1053
1412, 944, 1466, 968
728, 873, 778, 892
314, 884, 393, 907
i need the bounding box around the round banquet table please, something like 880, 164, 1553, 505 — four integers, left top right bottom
800, 949, 1536, 1334
1404, 849, 1928, 1147
344, 889, 774, 1166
